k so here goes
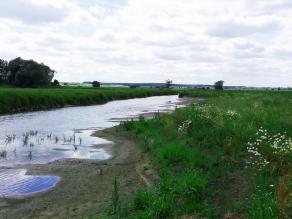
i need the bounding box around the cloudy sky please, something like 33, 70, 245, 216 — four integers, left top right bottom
0, 0, 292, 86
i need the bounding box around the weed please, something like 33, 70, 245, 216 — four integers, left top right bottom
110, 177, 121, 217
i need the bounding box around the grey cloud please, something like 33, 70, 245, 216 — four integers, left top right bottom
273, 49, 292, 60
233, 41, 265, 59
190, 54, 223, 63
261, 1, 292, 12
99, 33, 117, 42
1, 0, 291, 86
39, 36, 73, 51
207, 20, 281, 38
154, 51, 186, 61
0, 0, 68, 24
233, 51, 265, 59
135, 36, 205, 50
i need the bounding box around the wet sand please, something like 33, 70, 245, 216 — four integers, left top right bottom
0, 128, 151, 219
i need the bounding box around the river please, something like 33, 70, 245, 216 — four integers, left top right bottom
0, 95, 188, 197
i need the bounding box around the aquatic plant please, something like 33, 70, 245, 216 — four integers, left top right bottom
13, 148, 16, 156
47, 132, 52, 139
0, 150, 7, 159
73, 134, 76, 144
63, 135, 73, 144
28, 150, 33, 160
5, 136, 12, 144
29, 130, 38, 136
23, 133, 30, 146
54, 136, 59, 144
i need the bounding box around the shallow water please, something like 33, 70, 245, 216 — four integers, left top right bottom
0, 95, 187, 197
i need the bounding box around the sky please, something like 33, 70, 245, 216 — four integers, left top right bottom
0, 0, 292, 87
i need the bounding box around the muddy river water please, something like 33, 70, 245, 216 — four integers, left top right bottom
0, 95, 188, 197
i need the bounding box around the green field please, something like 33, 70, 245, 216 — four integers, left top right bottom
108, 90, 292, 218
0, 87, 176, 115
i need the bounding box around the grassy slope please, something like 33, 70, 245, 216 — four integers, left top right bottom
108, 90, 292, 218
0, 87, 176, 115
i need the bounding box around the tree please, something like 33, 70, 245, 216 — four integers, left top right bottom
165, 79, 173, 89
92, 81, 101, 88
52, 79, 60, 86
0, 59, 8, 84
214, 80, 224, 90
7, 57, 55, 87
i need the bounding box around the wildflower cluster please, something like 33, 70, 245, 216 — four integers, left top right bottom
246, 127, 292, 169
225, 109, 240, 118
178, 120, 192, 135
246, 141, 269, 169
193, 105, 240, 120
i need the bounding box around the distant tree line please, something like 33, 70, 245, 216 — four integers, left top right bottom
0, 57, 55, 87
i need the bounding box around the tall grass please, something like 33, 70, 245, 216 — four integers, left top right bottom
112, 90, 292, 218
0, 87, 176, 115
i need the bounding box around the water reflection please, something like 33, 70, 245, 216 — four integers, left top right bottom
0, 169, 60, 197
0, 95, 184, 167
0, 129, 112, 167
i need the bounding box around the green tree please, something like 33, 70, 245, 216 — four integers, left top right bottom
165, 79, 173, 89
214, 80, 224, 90
8, 57, 55, 87
92, 81, 101, 88
0, 59, 8, 84
52, 79, 60, 86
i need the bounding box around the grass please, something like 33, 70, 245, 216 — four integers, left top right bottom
0, 87, 176, 115
108, 89, 292, 218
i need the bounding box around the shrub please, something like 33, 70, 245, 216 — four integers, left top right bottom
157, 142, 189, 166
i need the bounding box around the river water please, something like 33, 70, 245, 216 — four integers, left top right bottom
0, 95, 187, 197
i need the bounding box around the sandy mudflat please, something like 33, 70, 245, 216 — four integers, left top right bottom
0, 128, 149, 219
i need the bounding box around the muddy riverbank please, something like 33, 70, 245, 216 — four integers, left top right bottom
0, 128, 151, 219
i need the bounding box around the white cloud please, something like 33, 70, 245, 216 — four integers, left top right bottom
0, 0, 291, 86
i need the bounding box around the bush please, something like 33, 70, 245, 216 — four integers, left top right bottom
177, 169, 207, 202
157, 142, 189, 166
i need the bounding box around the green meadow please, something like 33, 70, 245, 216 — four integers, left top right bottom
0, 87, 176, 115
108, 90, 292, 218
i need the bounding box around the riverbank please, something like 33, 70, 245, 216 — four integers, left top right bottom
0, 128, 150, 219
108, 90, 292, 218
0, 87, 176, 115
